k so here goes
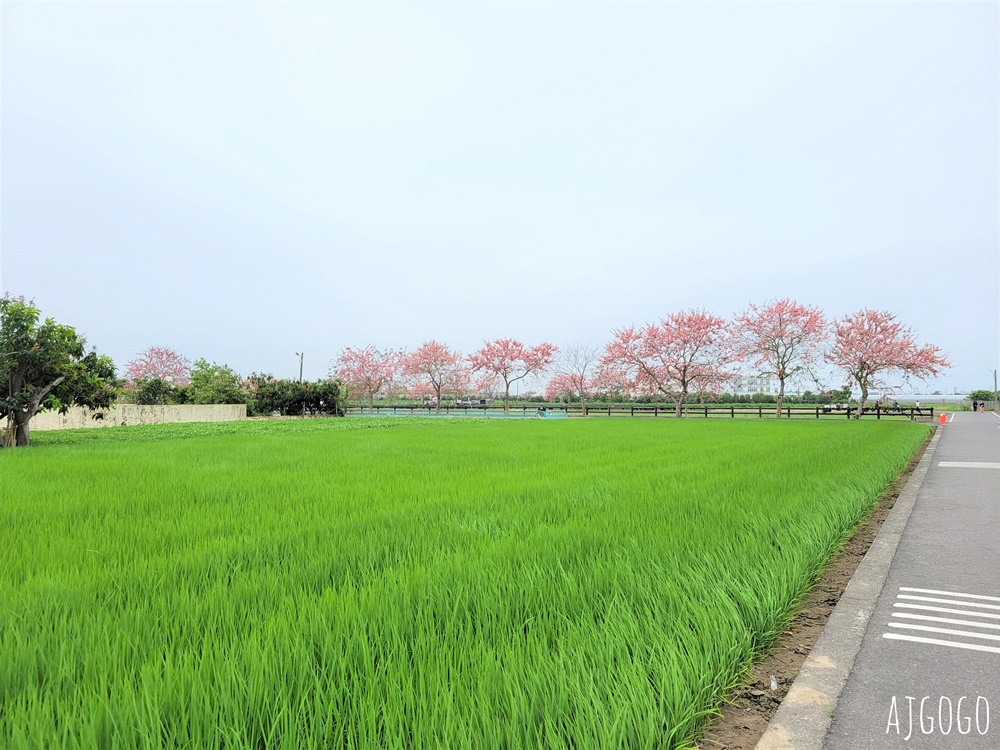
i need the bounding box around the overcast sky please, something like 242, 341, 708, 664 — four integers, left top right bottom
2, 1, 998, 394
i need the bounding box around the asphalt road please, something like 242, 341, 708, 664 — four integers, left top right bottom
824, 411, 1000, 748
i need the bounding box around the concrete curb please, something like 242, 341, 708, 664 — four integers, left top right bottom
754, 428, 942, 750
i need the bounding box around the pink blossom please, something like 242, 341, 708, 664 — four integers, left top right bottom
601, 310, 731, 417
125, 346, 191, 387
332, 346, 404, 408
469, 339, 557, 411
733, 299, 827, 417
827, 309, 949, 416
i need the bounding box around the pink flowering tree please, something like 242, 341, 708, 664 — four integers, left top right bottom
331, 346, 404, 408
124, 346, 191, 386
401, 341, 470, 410
406, 380, 437, 402
733, 299, 828, 418
827, 309, 949, 418
468, 339, 557, 412
545, 373, 581, 403
602, 310, 731, 417
553, 343, 599, 412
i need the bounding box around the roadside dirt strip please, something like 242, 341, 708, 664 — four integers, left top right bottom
697, 429, 935, 750
750, 410, 1000, 750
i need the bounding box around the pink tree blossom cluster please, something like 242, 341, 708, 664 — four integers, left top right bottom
827, 309, 950, 411
329, 339, 558, 412
124, 346, 191, 387
324, 301, 947, 418
331, 346, 405, 409
596, 302, 948, 417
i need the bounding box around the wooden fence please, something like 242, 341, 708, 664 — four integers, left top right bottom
348, 404, 936, 420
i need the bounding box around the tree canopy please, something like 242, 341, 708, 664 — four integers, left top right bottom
1, 296, 117, 447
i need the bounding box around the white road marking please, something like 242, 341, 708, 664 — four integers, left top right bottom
896, 595, 1000, 611
894, 603, 1000, 620
883, 633, 1000, 654
900, 586, 1000, 602
937, 461, 1000, 469
892, 613, 1000, 630
887, 623, 1000, 642
885, 586, 1000, 655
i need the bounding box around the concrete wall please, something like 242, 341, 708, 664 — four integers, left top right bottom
31, 404, 247, 431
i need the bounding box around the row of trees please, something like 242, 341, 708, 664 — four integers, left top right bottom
332, 339, 558, 412
122, 348, 343, 417
330, 302, 950, 418
0, 294, 953, 447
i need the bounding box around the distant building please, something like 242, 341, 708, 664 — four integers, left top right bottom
733, 375, 778, 396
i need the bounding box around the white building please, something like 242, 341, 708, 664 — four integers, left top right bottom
733, 375, 778, 396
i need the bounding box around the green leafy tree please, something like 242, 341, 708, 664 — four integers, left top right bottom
1, 295, 117, 447
245, 373, 344, 416
968, 389, 995, 403
133, 377, 176, 405
188, 359, 247, 405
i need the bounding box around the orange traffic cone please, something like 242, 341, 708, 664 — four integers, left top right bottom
939, 412, 947, 425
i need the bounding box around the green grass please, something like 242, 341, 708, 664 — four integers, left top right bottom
1, 418, 928, 749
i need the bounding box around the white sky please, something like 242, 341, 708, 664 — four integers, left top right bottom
2, 1, 998, 393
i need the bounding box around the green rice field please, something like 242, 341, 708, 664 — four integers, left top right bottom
0, 418, 929, 749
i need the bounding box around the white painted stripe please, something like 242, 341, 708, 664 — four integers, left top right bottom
882, 633, 1000, 654
893, 604, 1000, 620
900, 587, 1000, 602
897, 595, 1000, 610
887, 623, 1000, 642
892, 613, 1000, 630
937, 461, 1000, 469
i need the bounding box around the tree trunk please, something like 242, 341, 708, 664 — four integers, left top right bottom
4, 374, 64, 448
674, 395, 684, 418
855, 383, 867, 420
14, 409, 31, 447
503, 382, 511, 413
775, 377, 786, 419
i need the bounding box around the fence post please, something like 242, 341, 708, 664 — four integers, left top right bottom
847, 406, 852, 419
608, 405, 611, 416
630, 406, 635, 416
758, 406, 762, 419
731, 406, 735, 418
786, 405, 791, 419
876, 404, 880, 420
816, 406, 820, 419
704, 406, 709, 418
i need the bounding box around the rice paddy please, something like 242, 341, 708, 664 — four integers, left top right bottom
0, 418, 929, 749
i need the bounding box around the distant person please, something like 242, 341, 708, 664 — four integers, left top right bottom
972, 400, 978, 412
981, 403, 986, 414
537, 406, 548, 418
915, 400, 920, 410
893, 401, 900, 412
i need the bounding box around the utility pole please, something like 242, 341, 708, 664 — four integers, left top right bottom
993, 368, 998, 409
296, 352, 305, 418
